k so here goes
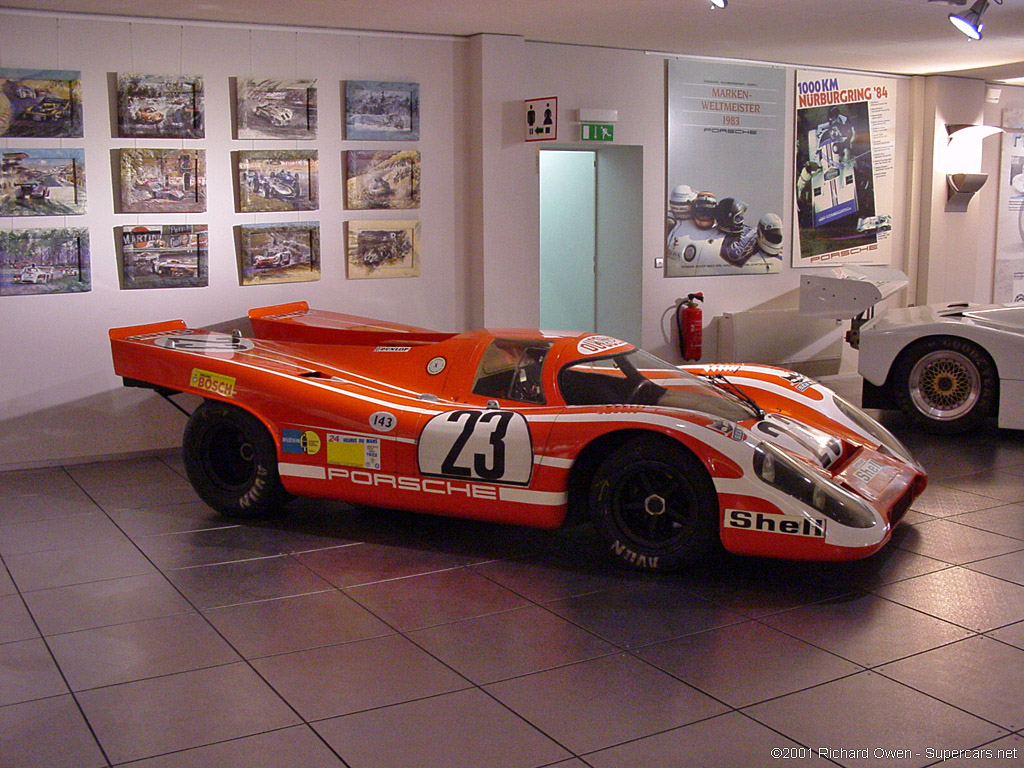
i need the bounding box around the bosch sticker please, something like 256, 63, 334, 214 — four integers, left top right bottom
190, 368, 236, 398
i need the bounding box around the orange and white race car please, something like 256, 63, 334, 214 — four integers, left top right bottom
109, 302, 926, 571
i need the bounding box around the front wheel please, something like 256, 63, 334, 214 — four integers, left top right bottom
892, 336, 996, 434
589, 436, 720, 571
182, 400, 289, 517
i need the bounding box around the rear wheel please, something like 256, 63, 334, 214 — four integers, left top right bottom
892, 336, 996, 434
589, 436, 720, 571
182, 400, 288, 517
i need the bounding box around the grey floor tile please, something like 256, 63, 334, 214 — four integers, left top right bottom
66, 457, 201, 510
484, 653, 727, 754
77, 662, 300, 765
103, 500, 227, 537
0, 467, 99, 523
0, 512, 129, 557
989, 619, 1024, 650
745, 672, 1009, 768
0, 637, 68, 706
408, 604, 617, 684
202, 589, 393, 658
344, 567, 528, 631
162, 554, 333, 609
909, 484, 1007, 517
584, 711, 836, 767
296, 539, 463, 587
4, 537, 156, 591
761, 593, 972, 667
544, 582, 746, 648
878, 635, 1024, 730
470, 551, 639, 604
953, 503, 1024, 540
0, 591, 39, 644
924, 734, 1024, 766
894, 518, 1024, 564
314, 688, 571, 768
22, 571, 193, 635
0, 694, 106, 768
47, 611, 241, 691
872, 566, 1024, 632
935, 469, 1024, 504
251, 633, 470, 721
967, 549, 1024, 588
636, 620, 860, 708
811, 546, 950, 591
135, 524, 301, 569
117, 725, 346, 768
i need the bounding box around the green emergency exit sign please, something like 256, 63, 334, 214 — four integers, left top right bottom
580, 123, 614, 142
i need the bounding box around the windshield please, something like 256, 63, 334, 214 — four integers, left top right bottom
558, 349, 757, 421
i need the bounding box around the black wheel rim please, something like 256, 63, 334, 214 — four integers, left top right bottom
200, 422, 257, 491
608, 460, 697, 551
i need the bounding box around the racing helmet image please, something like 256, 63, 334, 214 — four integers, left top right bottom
757, 213, 784, 256
668, 184, 696, 219
692, 191, 717, 229
715, 197, 747, 235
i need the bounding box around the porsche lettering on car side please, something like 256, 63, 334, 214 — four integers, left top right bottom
109, 301, 926, 571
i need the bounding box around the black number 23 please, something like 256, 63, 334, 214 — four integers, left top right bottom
440, 410, 514, 481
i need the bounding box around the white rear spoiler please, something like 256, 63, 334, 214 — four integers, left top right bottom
799, 266, 908, 320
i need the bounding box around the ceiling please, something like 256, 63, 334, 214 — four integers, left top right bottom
7, 0, 1024, 81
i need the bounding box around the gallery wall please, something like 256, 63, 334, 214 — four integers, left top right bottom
0, 9, 992, 470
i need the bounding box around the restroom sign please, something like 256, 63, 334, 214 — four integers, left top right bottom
525, 97, 558, 142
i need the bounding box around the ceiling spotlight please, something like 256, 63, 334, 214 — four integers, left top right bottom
710, 0, 728, 8
949, 0, 996, 40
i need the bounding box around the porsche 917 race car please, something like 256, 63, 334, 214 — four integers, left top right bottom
109, 302, 926, 570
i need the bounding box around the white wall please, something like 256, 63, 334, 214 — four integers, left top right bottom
0, 11, 991, 470
0, 11, 467, 469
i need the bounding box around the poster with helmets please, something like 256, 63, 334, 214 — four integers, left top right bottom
793, 70, 897, 267
665, 60, 786, 277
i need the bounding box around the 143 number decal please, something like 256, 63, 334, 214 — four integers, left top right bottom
418, 409, 533, 485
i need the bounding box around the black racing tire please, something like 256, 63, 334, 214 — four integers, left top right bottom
892, 336, 997, 434
589, 435, 720, 571
182, 400, 289, 518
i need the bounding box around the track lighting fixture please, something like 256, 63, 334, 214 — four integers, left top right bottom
948, 0, 1001, 41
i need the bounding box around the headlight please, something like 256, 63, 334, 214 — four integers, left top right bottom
832, 393, 917, 467
753, 442, 876, 529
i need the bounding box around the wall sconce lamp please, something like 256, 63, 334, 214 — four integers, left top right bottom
945, 123, 1003, 211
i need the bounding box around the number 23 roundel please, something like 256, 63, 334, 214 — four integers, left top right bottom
418, 409, 533, 486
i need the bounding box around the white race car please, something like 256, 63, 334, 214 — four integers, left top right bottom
801, 267, 1024, 434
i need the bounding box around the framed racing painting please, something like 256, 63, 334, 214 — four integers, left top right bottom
345, 150, 420, 210
119, 148, 207, 214
0, 68, 83, 138
0, 227, 91, 296
116, 73, 205, 139
344, 80, 419, 141
236, 77, 317, 140
236, 149, 319, 213
119, 224, 209, 290
238, 221, 320, 286
0, 148, 87, 216
346, 219, 421, 279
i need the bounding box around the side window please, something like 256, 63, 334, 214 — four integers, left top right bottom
472, 339, 551, 404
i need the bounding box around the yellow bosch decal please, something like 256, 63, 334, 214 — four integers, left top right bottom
190, 368, 237, 398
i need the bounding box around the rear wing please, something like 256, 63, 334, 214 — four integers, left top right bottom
799, 266, 908, 320
248, 302, 455, 345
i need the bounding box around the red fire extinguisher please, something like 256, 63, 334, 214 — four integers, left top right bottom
676, 292, 704, 361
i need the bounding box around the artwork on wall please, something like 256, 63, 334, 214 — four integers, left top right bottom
0, 148, 87, 216
236, 150, 319, 212
0, 68, 83, 138
116, 73, 205, 139
120, 148, 206, 214
346, 219, 420, 279
120, 224, 209, 290
0, 227, 90, 296
345, 150, 420, 210
236, 78, 317, 140
345, 80, 419, 141
238, 221, 320, 286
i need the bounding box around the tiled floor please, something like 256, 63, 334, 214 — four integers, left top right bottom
3, 410, 1024, 767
